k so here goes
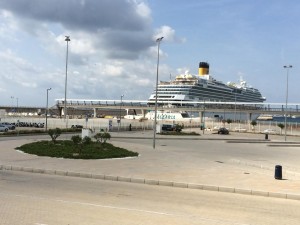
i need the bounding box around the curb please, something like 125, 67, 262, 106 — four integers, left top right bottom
1, 164, 300, 201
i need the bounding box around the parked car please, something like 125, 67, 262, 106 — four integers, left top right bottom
162, 124, 175, 131
71, 125, 83, 129
0, 122, 15, 130
217, 127, 229, 135
0, 124, 9, 132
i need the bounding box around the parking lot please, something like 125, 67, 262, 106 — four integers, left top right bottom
1, 129, 300, 197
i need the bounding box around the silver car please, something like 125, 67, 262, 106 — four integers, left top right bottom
0, 124, 9, 132
0, 122, 15, 130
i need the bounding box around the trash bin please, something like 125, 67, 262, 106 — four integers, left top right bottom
275, 165, 282, 179
265, 133, 268, 140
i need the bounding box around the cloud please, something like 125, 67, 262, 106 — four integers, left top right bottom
0, 0, 156, 60
0, 0, 151, 32
154, 25, 186, 43
0, 0, 186, 105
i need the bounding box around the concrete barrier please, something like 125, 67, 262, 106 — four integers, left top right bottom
55, 170, 67, 176
252, 190, 269, 197
67, 171, 80, 177
173, 182, 188, 188
219, 186, 235, 193
235, 188, 252, 195
145, 179, 159, 185
117, 176, 131, 182
130, 178, 145, 184
23, 167, 33, 172
2, 164, 300, 201
4, 165, 12, 170
11, 166, 23, 171
203, 185, 219, 191
187, 183, 202, 189
287, 194, 300, 201
158, 180, 173, 187
104, 175, 118, 181
33, 168, 45, 173
44, 169, 56, 175
80, 173, 92, 178
269, 192, 287, 199
92, 174, 105, 180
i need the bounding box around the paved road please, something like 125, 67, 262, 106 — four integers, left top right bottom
1, 170, 300, 225
1, 131, 300, 195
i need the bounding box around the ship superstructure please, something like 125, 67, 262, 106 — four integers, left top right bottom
148, 62, 266, 105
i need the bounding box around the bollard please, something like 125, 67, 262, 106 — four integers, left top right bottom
265, 133, 268, 140
274, 165, 282, 180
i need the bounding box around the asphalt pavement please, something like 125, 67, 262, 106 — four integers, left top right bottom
1, 129, 300, 200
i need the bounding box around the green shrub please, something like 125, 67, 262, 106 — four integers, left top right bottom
226, 119, 232, 124
82, 136, 92, 145
94, 132, 111, 143
71, 135, 83, 154
71, 135, 82, 145
174, 124, 184, 132
48, 128, 62, 143
160, 131, 200, 136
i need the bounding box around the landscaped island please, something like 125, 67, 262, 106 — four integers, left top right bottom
16, 128, 138, 159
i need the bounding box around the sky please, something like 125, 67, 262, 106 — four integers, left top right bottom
0, 0, 299, 107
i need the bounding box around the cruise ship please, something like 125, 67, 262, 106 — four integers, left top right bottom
148, 62, 266, 105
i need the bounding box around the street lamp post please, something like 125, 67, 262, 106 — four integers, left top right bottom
203, 98, 206, 134
283, 65, 292, 141
10, 96, 14, 113
119, 94, 124, 131
234, 91, 237, 122
64, 36, 71, 126
16, 97, 18, 114
46, 88, 52, 131
153, 37, 164, 149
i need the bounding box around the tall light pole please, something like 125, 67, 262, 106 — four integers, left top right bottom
16, 97, 18, 114
46, 88, 52, 131
119, 94, 124, 131
153, 36, 164, 149
283, 65, 292, 141
203, 98, 206, 134
64, 36, 71, 125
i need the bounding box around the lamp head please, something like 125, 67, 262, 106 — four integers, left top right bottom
156, 37, 164, 42
65, 36, 71, 42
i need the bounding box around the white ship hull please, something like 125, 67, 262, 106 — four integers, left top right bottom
125, 111, 200, 121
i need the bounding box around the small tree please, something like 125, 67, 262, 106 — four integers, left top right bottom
71, 135, 83, 155
48, 128, 62, 143
94, 132, 111, 144
226, 119, 232, 129
277, 123, 285, 135
226, 119, 232, 124
251, 120, 257, 132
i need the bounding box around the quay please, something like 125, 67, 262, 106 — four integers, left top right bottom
1, 100, 300, 119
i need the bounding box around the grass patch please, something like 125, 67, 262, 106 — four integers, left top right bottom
0, 128, 82, 136
16, 140, 139, 159
160, 131, 200, 136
